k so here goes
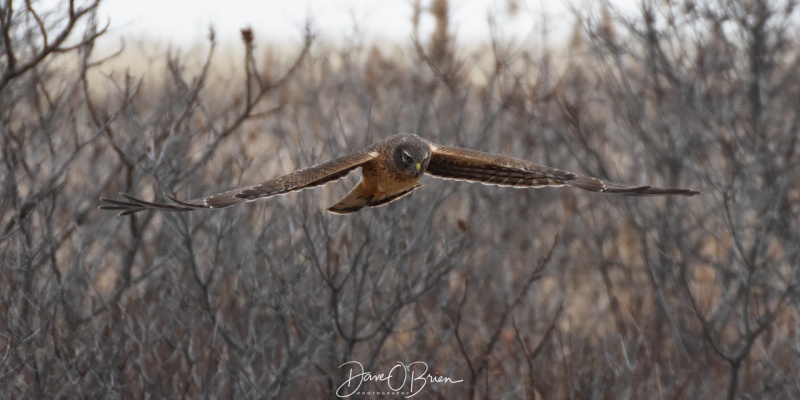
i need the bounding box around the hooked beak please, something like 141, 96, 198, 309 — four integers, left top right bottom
415, 162, 421, 175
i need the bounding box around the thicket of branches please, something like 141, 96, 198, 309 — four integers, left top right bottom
1, 0, 798, 398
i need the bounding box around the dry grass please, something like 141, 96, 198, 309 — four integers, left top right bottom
1, 0, 799, 399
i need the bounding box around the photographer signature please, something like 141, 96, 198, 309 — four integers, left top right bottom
336, 360, 462, 398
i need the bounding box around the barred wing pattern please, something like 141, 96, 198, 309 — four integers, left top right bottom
100, 150, 378, 216
100, 134, 699, 217
426, 146, 699, 196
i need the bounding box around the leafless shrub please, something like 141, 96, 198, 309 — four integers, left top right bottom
1, 0, 798, 398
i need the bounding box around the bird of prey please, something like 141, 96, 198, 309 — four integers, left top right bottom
100, 133, 698, 216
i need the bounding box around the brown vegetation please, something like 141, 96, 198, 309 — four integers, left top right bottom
1, 0, 798, 398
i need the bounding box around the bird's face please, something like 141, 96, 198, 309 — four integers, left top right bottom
394, 142, 430, 177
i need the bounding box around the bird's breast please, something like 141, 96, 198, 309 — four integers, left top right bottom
362, 159, 419, 194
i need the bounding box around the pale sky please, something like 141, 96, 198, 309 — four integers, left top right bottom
97, 0, 582, 47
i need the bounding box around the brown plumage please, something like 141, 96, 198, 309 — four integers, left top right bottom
100, 133, 699, 216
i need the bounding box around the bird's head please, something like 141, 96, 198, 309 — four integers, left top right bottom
394, 141, 430, 177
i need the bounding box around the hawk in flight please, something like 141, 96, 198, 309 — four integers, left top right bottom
100, 133, 698, 216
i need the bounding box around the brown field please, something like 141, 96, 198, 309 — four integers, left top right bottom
1, 0, 799, 398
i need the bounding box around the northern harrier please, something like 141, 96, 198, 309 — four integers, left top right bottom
100, 133, 698, 216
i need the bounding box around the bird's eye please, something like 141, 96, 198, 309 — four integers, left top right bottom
401, 151, 412, 164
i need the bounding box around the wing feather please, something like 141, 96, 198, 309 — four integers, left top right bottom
99, 150, 378, 216
426, 146, 699, 196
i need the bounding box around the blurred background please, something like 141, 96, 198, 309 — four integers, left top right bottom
98, 0, 560, 45
1, 0, 798, 398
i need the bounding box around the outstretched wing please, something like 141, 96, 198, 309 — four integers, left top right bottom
425, 145, 699, 196
100, 149, 379, 216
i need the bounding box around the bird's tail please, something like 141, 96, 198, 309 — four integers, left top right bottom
327, 182, 421, 214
